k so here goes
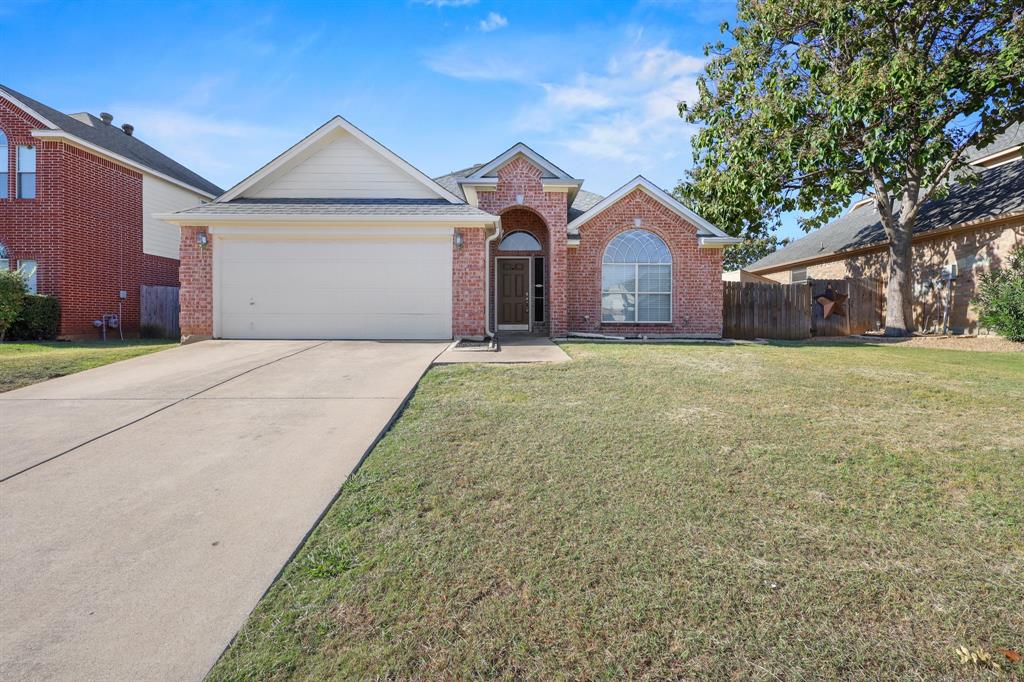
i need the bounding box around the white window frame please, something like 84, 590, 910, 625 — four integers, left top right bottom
17, 145, 36, 199
497, 230, 542, 252
601, 231, 673, 324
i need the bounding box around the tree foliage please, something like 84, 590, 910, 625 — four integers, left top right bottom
680, 0, 1023, 334
975, 244, 1024, 341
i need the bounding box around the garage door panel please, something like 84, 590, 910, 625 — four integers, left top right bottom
221, 287, 450, 317
220, 259, 451, 291
217, 237, 453, 340
221, 312, 451, 340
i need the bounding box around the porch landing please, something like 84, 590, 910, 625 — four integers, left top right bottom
435, 336, 570, 364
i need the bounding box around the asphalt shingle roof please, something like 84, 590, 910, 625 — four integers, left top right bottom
965, 122, 1023, 162
1, 84, 223, 196
432, 166, 605, 223
748, 159, 1024, 271
173, 197, 495, 217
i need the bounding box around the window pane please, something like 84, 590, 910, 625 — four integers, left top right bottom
638, 264, 671, 292
601, 263, 635, 293
601, 293, 635, 322
498, 231, 541, 251
0, 172, 7, 199
18, 173, 36, 199
638, 294, 671, 322
18, 259, 38, 294
18, 146, 36, 173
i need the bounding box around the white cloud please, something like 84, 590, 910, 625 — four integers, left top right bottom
109, 106, 293, 187
413, 0, 478, 6
518, 46, 703, 164
479, 11, 508, 32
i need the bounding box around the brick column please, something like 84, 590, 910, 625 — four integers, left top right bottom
452, 228, 487, 338
178, 225, 213, 341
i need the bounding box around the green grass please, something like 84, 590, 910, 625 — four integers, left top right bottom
0, 340, 176, 392
211, 342, 1024, 680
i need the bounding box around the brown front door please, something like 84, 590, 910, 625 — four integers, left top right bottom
498, 259, 530, 329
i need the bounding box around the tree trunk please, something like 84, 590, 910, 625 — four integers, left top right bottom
884, 228, 915, 336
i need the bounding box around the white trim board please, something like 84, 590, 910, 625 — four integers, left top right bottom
567, 175, 739, 243
216, 116, 463, 204
466, 142, 575, 181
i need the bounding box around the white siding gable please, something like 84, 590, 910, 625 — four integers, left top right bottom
143, 174, 206, 260
245, 130, 439, 199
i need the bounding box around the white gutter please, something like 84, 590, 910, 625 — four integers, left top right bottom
484, 219, 503, 339
154, 212, 498, 227
698, 236, 743, 247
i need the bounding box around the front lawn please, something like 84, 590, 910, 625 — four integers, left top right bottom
211, 342, 1023, 679
0, 340, 176, 393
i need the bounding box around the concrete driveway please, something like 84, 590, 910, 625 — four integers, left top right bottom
0, 340, 446, 681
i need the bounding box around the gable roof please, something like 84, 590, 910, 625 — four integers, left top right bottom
0, 84, 222, 197
566, 175, 737, 242
434, 164, 603, 220
465, 142, 575, 181
965, 121, 1023, 164
747, 159, 1024, 272
217, 115, 462, 204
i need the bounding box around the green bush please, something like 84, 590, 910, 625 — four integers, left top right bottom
0, 269, 27, 341
7, 294, 61, 340
975, 244, 1024, 342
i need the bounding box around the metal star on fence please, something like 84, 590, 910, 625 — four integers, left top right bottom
816, 291, 849, 319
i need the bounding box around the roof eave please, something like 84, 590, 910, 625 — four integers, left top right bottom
154, 212, 499, 227
31, 129, 217, 198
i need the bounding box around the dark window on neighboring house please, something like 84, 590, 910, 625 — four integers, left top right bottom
17, 145, 36, 199
791, 266, 808, 283
0, 130, 8, 199
0, 242, 9, 271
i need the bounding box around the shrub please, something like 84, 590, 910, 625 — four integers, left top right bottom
0, 269, 27, 341
7, 294, 61, 340
975, 244, 1024, 341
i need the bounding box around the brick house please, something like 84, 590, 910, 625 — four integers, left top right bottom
745, 124, 1024, 334
160, 116, 738, 341
0, 85, 223, 338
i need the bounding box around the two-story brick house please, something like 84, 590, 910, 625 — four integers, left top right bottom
0, 85, 222, 338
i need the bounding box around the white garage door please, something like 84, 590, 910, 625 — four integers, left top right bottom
217, 237, 452, 339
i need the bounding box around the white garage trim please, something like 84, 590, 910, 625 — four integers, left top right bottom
212, 232, 454, 340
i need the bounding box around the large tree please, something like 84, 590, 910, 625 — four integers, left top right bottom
680, 0, 1022, 335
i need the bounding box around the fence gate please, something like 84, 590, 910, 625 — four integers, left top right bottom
809, 278, 883, 336
722, 281, 812, 340
140, 285, 180, 339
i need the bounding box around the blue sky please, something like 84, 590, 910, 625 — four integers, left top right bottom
3, 0, 803, 239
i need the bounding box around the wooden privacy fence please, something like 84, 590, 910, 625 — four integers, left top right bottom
140, 285, 180, 339
810, 278, 884, 336
723, 278, 883, 340
723, 281, 812, 339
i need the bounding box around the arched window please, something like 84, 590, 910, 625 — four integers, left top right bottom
0, 129, 8, 200
498, 231, 542, 251
601, 229, 672, 323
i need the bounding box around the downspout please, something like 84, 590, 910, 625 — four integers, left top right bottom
484, 218, 503, 339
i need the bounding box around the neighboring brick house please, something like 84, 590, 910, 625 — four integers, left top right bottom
160, 116, 738, 341
0, 85, 222, 338
746, 124, 1024, 334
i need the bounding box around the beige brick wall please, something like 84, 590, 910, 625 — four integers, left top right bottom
762, 220, 1023, 332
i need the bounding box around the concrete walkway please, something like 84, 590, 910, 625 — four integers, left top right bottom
0, 340, 446, 681
435, 335, 571, 364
